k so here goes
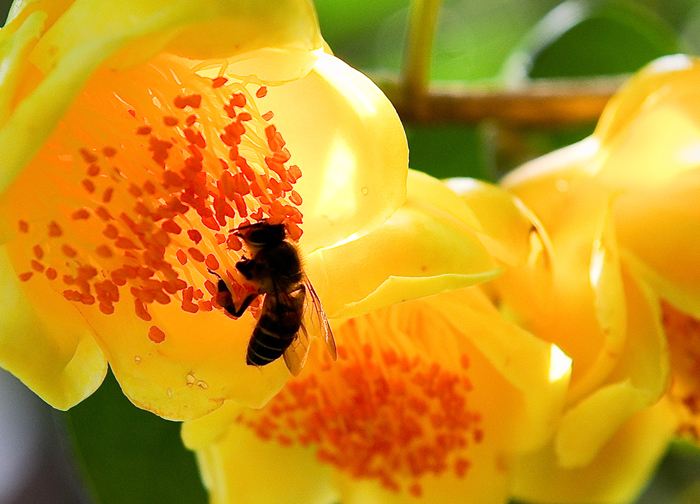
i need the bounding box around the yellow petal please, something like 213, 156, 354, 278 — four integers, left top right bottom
183, 404, 337, 504
4, 1, 74, 26
89, 299, 290, 420
0, 246, 106, 409
333, 455, 509, 504
0, 0, 322, 196
594, 55, 700, 188
615, 169, 700, 318
306, 170, 499, 319
495, 180, 626, 404
438, 288, 571, 453
183, 288, 569, 503
546, 272, 668, 471
445, 177, 552, 268
501, 137, 598, 203
30, 0, 321, 68
268, 51, 408, 254
513, 398, 677, 504
0, 33, 409, 417
0, 7, 44, 123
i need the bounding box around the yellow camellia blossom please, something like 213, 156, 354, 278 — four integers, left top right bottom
183, 283, 571, 504
181, 179, 572, 504
451, 176, 676, 504
0, 0, 499, 420
449, 54, 700, 503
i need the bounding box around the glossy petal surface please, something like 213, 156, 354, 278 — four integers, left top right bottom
0, 0, 322, 195
0, 246, 106, 409
306, 171, 499, 318
513, 399, 677, 504
183, 288, 570, 503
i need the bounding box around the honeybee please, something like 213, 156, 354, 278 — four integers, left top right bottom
212, 220, 337, 375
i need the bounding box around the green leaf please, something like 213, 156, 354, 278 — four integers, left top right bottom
62, 372, 206, 504
429, 0, 558, 82
504, 0, 683, 80
406, 124, 493, 181
1, 0, 13, 26
313, 0, 407, 70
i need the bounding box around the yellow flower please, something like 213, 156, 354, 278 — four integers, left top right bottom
183, 286, 571, 504
0, 1, 499, 419
452, 176, 676, 503
449, 55, 700, 503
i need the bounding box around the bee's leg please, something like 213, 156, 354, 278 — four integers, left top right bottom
235, 258, 256, 280
227, 292, 259, 318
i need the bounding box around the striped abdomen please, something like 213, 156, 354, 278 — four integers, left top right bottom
246, 287, 305, 367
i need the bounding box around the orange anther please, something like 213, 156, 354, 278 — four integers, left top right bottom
102, 146, 117, 157
32, 245, 44, 260
212, 76, 228, 88
48, 221, 63, 237
205, 254, 219, 271
174, 94, 202, 109
148, 326, 166, 343
61, 244, 77, 258
188, 248, 205, 262
72, 208, 91, 220
163, 116, 179, 126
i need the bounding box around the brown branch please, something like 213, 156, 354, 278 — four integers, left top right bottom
373, 74, 627, 127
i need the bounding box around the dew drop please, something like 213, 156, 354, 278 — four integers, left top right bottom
186, 372, 196, 386
167, 388, 174, 398
361, 186, 369, 196
196, 380, 208, 390
134, 355, 142, 364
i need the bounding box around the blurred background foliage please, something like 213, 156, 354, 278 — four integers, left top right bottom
1, 0, 700, 503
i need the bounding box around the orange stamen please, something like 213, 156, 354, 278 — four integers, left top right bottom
239, 315, 482, 495
148, 325, 166, 343
664, 302, 700, 441
14, 55, 305, 336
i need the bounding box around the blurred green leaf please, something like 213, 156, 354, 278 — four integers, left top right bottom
430, 0, 558, 82
367, 0, 560, 81
316, 0, 560, 82
407, 125, 493, 181
637, 440, 700, 504
504, 0, 683, 80
313, 0, 407, 70
63, 372, 206, 504
1, 0, 12, 25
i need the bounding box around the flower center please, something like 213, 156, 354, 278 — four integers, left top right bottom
238, 311, 483, 497
11, 55, 304, 342
663, 302, 700, 441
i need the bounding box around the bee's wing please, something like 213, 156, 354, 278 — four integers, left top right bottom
283, 322, 310, 376
302, 275, 337, 360
282, 278, 336, 376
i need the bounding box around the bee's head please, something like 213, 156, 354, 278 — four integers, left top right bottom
234, 221, 286, 247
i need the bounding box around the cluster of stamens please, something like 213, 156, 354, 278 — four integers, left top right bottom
16, 61, 303, 343
238, 318, 482, 497
663, 302, 700, 441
